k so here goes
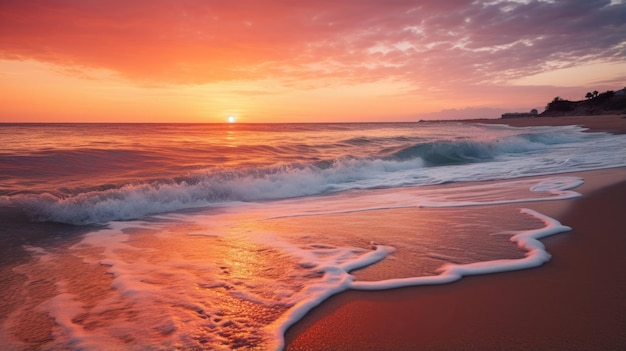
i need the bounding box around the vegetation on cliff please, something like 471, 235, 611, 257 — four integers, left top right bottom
541, 87, 626, 116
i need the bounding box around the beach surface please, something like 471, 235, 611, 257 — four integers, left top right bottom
462, 114, 626, 134
285, 115, 626, 350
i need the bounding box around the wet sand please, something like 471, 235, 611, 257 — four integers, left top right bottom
459, 114, 626, 134
285, 116, 626, 350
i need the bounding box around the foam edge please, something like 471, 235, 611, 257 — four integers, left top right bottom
273, 208, 571, 350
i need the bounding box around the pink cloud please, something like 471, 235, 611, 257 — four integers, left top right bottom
0, 0, 623, 87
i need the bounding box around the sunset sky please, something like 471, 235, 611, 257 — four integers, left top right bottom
1, 0, 625, 123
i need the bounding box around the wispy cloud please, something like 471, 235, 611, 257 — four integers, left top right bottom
1, 0, 623, 88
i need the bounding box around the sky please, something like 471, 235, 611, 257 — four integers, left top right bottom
1, 0, 625, 123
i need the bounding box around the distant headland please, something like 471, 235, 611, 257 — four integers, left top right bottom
502, 86, 626, 119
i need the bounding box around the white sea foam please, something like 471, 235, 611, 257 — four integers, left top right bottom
417, 176, 584, 207
2, 124, 625, 225
4, 175, 581, 350
4, 122, 626, 351
350, 208, 567, 290
270, 208, 570, 350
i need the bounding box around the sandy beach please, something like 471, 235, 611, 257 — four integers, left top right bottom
461, 114, 626, 134
285, 115, 626, 350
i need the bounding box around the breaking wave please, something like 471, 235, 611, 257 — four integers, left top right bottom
2, 125, 625, 225
1, 159, 421, 225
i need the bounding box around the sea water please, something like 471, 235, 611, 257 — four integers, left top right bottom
1, 122, 625, 350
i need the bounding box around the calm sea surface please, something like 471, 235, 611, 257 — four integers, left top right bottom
1, 122, 625, 349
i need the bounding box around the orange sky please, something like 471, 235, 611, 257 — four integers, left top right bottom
1, 0, 625, 123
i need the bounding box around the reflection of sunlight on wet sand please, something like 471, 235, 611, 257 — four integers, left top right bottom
2, 176, 579, 350
108, 218, 307, 348
3, 211, 315, 349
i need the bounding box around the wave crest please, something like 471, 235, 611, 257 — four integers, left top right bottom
391, 140, 496, 165
2, 126, 621, 225
1, 158, 422, 225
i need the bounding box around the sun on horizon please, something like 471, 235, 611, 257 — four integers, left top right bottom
0, 1, 624, 123
227, 115, 236, 124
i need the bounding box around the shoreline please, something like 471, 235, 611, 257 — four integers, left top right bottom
285, 116, 626, 350
455, 114, 626, 134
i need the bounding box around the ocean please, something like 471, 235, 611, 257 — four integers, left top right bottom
1, 122, 625, 350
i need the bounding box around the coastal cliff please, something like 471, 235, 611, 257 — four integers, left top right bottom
541, 88, 626, 116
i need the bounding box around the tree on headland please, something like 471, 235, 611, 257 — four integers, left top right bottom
543, 86, 626, 116
546, 96, 573, 112
585, 90, 601, 100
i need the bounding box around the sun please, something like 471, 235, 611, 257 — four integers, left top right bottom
227, 115, 236, 123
